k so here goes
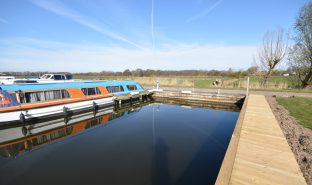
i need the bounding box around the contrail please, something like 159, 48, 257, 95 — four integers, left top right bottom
151, 0, 155, 48
185, 0, 223, 23
29, 0, 144, 50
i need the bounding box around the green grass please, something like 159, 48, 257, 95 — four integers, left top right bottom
253, 88, 312, 93
277, 97, 312, 129
194, 77, 231, 88
19, 74, 312, 93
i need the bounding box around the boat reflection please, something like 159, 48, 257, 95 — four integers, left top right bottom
0, 104, 145, 158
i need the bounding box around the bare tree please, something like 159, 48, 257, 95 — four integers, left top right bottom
289, 1, 312, 88
257, 28, 288, 86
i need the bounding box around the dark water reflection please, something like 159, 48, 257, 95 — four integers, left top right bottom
0, 103, 239, 185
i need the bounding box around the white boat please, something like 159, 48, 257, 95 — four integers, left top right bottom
0, 73, 76, 85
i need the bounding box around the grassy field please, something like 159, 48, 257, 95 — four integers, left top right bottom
19, 74, 311, 92
238, 76, 300, 89
277, 97, 312, 129
74, 75, 233, 88
73, 75, 308, 91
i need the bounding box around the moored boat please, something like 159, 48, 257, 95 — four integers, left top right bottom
0, 82, 114, 124
0, 73, 75, 85
0, 80, 151, 124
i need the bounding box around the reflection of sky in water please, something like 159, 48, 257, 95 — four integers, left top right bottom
0, 103, 239, 185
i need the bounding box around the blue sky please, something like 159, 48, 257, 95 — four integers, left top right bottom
0, 0, 309, 72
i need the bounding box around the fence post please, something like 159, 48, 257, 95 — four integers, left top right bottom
193, 78, 195, 93
246, 77, 250, 96
156, 80, 160, 90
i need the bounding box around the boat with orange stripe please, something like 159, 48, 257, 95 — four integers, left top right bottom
0, 80, 147, 124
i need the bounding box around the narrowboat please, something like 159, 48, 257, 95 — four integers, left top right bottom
0, 80, 150, 124
0, 82, 114, 124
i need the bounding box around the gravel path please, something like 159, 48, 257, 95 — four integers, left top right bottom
266, 96, 312, 185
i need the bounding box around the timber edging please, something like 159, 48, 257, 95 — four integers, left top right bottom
216, 95, 307, 185
214, 96, 249, 185
152, 91, 245, 106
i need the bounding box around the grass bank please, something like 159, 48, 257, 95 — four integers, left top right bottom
277, 97, 312, 129
18, 74, 311, 93
73, 75, 312, 93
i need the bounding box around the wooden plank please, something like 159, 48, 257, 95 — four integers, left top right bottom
215, 96, 249, 185
229, 95, 306, 185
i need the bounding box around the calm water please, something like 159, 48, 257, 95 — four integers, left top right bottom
0, 103, 239, 185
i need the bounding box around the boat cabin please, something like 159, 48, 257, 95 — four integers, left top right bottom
39, 74, 73, 81
0, 73, 74, 85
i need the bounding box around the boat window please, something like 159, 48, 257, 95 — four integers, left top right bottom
127, 85, 137, 91
24, 90, 70, 103
106, 86, 124, 93
137, 83, 144, 90
54, 75, 63, 80
40, 74, 49, 79
81, 87, 101, 96
65, 74, 72, 80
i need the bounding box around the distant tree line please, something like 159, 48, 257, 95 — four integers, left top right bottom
2, 68, 292, 79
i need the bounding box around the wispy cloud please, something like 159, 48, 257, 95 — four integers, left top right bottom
151, 0, 155, 48
0, 38, 257, 72
29, 0, 145, 49
185, 0, 223, 23
0, 17, 8, 24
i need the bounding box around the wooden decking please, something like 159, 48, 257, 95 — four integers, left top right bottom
216, 95, 306, 185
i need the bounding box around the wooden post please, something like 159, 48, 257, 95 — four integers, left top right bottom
246, 77, 250, 96
193, 78, 195, 93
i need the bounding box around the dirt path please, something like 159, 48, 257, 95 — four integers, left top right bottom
266, 96, 312, 185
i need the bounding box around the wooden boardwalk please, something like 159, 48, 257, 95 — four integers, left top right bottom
216, 95, 306, 185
